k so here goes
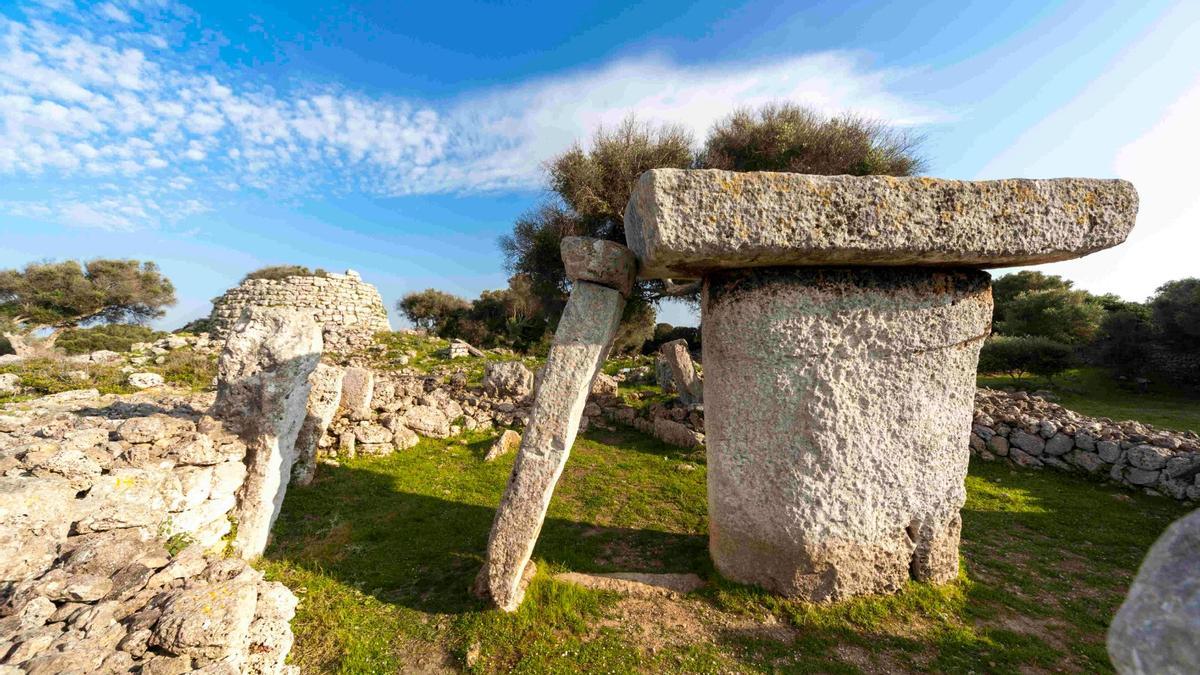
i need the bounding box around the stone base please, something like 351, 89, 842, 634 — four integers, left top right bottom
702, 267, 990, 601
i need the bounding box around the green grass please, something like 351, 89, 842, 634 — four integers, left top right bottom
978, 366, 1200, 432
0, 348, 216, 404
372, 332, 544, 386
260, 424, 1188, 674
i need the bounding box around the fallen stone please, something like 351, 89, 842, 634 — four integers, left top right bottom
337, 367, 374, 420
483, 361, 534, 399
128, 372, 164, 389
1127, 444, 1172, 471
1108, 509, 1200, 674
484, 430, 521, 462
403, 405, 451, 438
652, 417, 704, 449
553, 571, 704, 598
624, 169, 1139, 278
0, 373, 19, 396
589, 372, 619, 399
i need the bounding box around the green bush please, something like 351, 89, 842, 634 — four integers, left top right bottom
978, 335, 1075, 382
1150, 278, 1200, 351
1095, 309, 1154, 377
158, 349, 217, 391
175, 317, 214, 334
56, 324, 163, 355
242, 265, 328, 282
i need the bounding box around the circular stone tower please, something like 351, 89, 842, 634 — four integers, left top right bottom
209, 270, 391, 352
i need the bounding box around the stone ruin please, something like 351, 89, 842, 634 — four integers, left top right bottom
209, 270, 390, 353
478, 168, 1138, 609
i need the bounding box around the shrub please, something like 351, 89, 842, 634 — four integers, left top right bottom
978, 335, 1075, 382
56, 324, 162, 355
242, 265, 328, 282
1150, 278, 1200, 351
176, 317, 214, 335
158, 349, 217, 391
1095, 309, 1154, 377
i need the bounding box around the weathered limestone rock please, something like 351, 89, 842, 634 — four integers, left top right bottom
337, 367, 374, 421
655, 355, 676, 393
484, 429, 522, 462
625, 169, 1138, 279
659, 339, 702, 405
479, 277, 626, 611
214, 307, 323, 558
127, 372, 164, 389
292, 364, 344, 486
483, 361, 534, 399
702, 267, 991, 600
1108, 509, 1200, 674
0, 373, 19, 395
560, 236, 638, 297
0, 476, 76, 582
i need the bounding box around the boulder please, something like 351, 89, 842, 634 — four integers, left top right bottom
0, 476, 76, 582
0, 373, 19, 395
1108, 509, 1200, 674
589, 372, 619, 399
293, 364, 344, 487
659, 339, 702, 406
127, 372, 164, 389
403, 405, 451, 438
484, 430, 522, 462
337, 366, 374, 420
150, 577, 258, 662
483, 361, 534, 399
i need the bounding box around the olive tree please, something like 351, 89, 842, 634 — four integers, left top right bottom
0, 259, 175, 357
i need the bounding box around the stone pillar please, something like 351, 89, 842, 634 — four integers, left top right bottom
623, 169, 1138, 601
479, 237, 636, 611
292, 363, 345, 487
703, 267, 991, 600
214, 307, 323, 558
659, 339, 702, 405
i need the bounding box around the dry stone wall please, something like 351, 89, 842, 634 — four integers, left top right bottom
209, 271, 390, 353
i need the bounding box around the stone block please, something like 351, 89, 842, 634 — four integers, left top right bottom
625, 169, 1138, 279
560, 236, 638, 297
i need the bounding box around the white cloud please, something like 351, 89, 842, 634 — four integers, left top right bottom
0, 7, 939, 229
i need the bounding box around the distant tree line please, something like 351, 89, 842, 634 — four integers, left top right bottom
980, 271, 1200, 387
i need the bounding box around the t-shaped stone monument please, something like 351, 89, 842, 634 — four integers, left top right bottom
625, 169, 1138, 601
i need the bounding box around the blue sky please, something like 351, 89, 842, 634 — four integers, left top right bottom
1, 0, 1197, 329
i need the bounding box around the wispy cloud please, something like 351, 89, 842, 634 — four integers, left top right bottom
0, 1, 940, 229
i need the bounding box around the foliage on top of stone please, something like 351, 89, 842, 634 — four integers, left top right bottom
56, 323, 165, 355
241, 265, 330, 283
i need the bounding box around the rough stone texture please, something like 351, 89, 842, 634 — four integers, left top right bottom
1108, 509, 1200, 674
128, 372, 165, 389
553, 572, 704, 599
0, 373, 18, 396
560, 236, 638, 297
485, 429, 522, 462
970, 389, 1200, 501
659, 339, 702, 405
214, 307, 323, 558
480, 280, 625, 611
337, 367, 374, 421
483, 361, 534, 399
625, 169, 1138, 279
209, 270, 390, 353
292, 364, 344, 486
0, 476, 76, 583
702, 267, 991, 600
655, 355, 676, 393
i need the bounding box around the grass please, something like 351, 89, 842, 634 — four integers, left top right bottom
978, 366, 1200, 432
0, 348, 217, 404
372, 332, 544, 386
260, 424, 1189, 674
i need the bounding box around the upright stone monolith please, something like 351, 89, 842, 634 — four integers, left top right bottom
478, 237, 636, 611
624, 168, 1138, 601
659, 339, 702, 405
214, 307, 323, 558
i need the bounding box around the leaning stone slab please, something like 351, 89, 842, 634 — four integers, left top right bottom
561, 236, 639, 297
478, 280, 625, 611
214, 307, 323, 558
553, 571, 705, 599
703, 267, 991, 600
624, 169, 1138, 279
1108, 508, 1200, 675
292, 363, 345, 487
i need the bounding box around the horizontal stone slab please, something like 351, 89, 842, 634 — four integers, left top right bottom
624, 169, 1138, 278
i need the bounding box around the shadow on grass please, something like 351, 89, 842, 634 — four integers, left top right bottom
263, 459, 706, 617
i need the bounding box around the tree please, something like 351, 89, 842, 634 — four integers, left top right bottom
1150, 278, 1200, 351
699, 103, 925, 176
992, 271, 1074, 308
978, 335, 1074, 382
0, 259, 175, 356
396, 289, 470, 333
1095, 307, 1154, 377
243, 265, 328, 282
991, 271, 1105, 344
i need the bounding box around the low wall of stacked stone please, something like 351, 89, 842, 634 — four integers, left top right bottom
970, 388, 1200, 501
209, 271, 390, 353
0, 389, 296, 673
